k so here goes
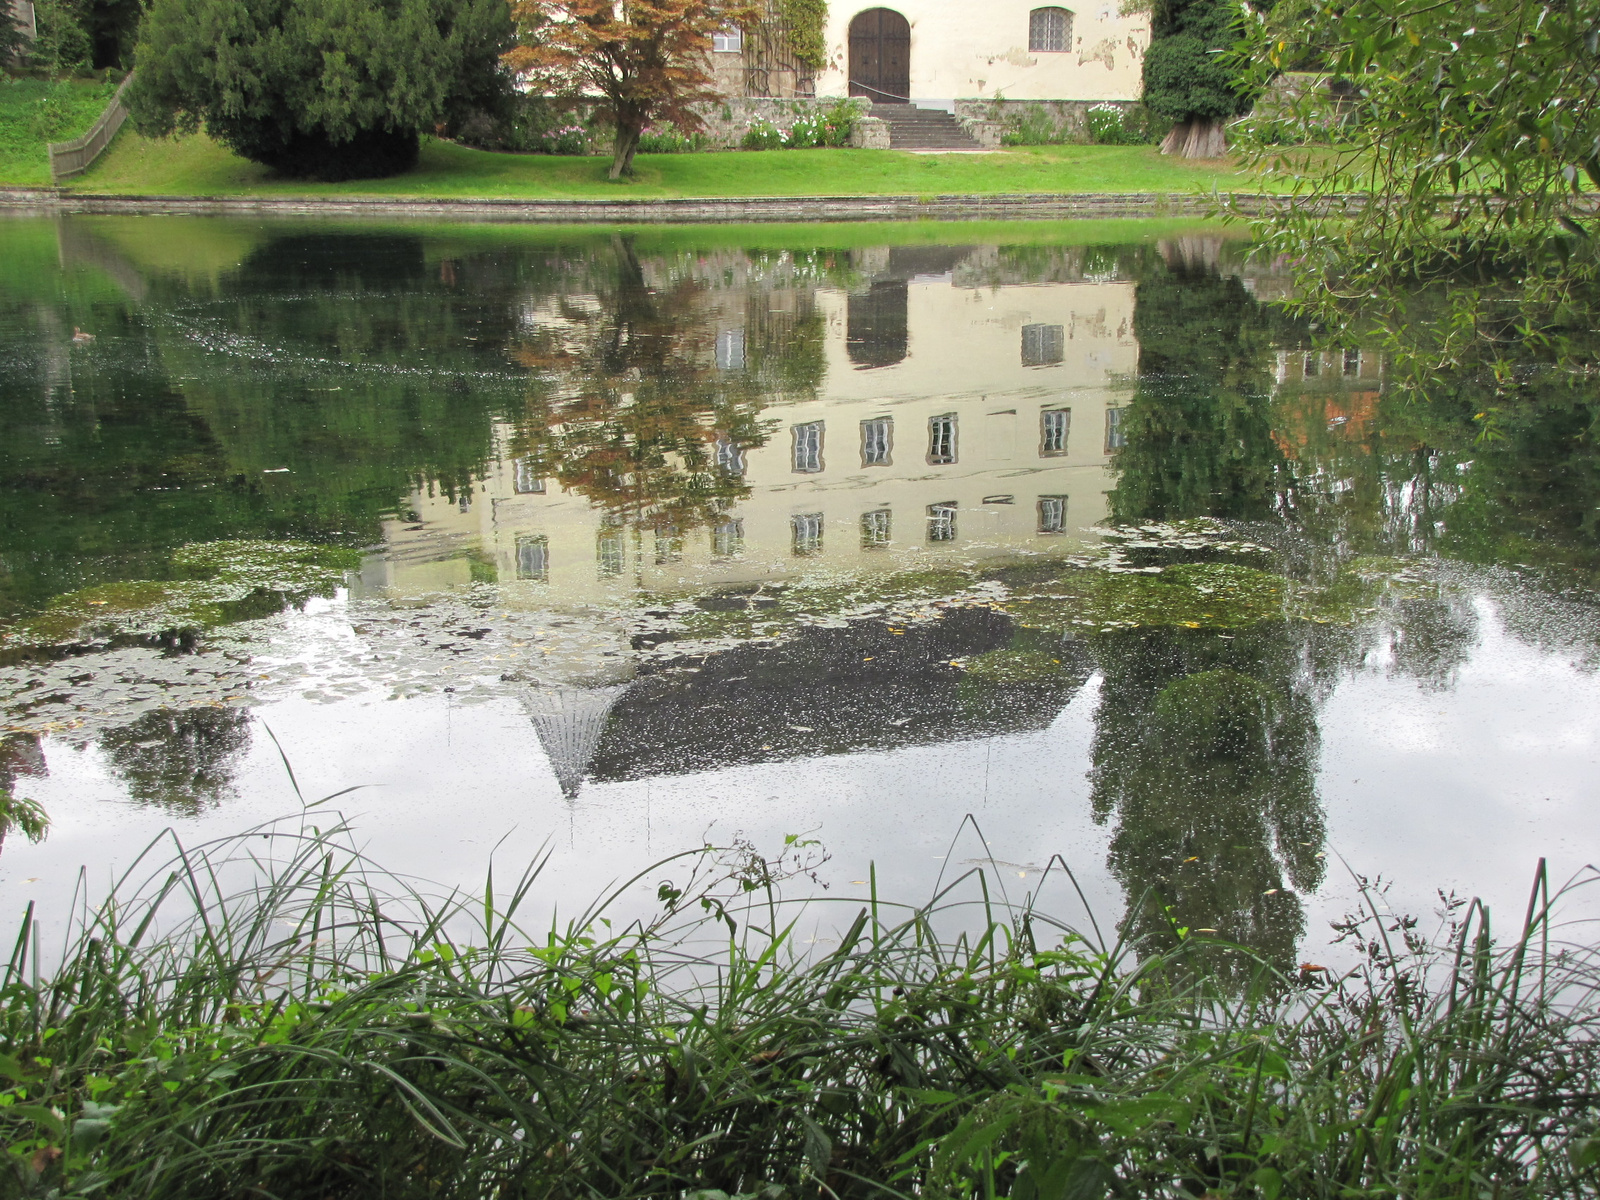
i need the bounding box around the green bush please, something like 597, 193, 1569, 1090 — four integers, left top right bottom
741, 117, 783, 150
127, 0, 514, 180
638, 126, 705, 153
1000, 103, 1072, 146
28, 0, 92, 74
1086, 102, 1156, 145
782, 97, 860, 148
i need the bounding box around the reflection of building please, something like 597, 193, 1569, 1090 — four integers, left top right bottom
368, 252, 1136, 607
1271, 348, 1384, 457
589, 608, 1092, 782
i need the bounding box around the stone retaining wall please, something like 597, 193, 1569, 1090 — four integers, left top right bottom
0, 188, 1360, 223
695, 97, 864, 149
954, 98, 1146, 146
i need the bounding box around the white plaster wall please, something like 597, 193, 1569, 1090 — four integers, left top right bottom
815, 0, 1149, 103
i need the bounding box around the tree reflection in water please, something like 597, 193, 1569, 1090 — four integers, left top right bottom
98, 707, 252, 814
1088, 627, 1326, 976
1096, 243, 1328, 974
505, 236, 796, 536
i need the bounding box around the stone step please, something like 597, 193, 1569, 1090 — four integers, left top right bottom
866, 104, 983, 151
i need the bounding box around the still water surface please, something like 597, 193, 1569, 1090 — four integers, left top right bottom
2, 215, 1597, 962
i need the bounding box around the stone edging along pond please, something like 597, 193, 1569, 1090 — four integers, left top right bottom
0, 187, 1356, 223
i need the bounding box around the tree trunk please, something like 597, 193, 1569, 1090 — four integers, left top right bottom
1159, 116, 1227, 159
609, 124, 642, 179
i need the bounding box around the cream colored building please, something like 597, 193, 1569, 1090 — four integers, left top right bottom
368, 255, 1136, 608
705, 1, 1150, 106
815, 1, 1150, 105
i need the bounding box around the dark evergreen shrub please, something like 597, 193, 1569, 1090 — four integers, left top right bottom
128, 0, 513, 180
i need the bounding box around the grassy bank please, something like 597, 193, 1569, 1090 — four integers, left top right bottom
0, 815, 1593, 1198
64, 131, 1279, 198
0, 77, 118, 186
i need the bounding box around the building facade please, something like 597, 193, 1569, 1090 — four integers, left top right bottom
708, 0, 1149, 107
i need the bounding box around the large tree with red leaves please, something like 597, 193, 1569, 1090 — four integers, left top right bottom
504, 0, 755, 179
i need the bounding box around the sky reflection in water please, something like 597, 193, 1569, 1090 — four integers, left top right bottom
1, 216, 1597, 966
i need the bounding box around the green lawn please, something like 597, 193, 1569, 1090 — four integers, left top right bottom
0, 77, 119, 186
68, 128, 1281, 198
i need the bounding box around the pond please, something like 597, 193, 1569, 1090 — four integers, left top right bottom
2, 213, 1597, 966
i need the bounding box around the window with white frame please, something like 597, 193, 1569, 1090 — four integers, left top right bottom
861, 509, 892, 549
1040, 407, 1071, 456
927, 501, 957, 542
1022, 323, 1065, 366
715, 327, 746, 370
512, 456, 545, 494
715, 435, 745, 476
927, 413, 957, 464
712, 519, 744, 558
654, 525, 682, 565
516, 534, 549, 581
1029, 7, 1072, 52
1104, 406, 1126, 452
1037, 495, 1068, 534
861, 417, 893, 466
1343, 348, 1362, 376
1303, 352, 1320, 377
597, 528, 625, 576
792, 421, 824, 473
791, 512, 824, 556
712, 26, 743, 52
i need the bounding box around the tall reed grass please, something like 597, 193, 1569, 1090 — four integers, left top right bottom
0, 813, 1593, 1199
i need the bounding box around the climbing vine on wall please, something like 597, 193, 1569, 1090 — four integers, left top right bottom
777, 0, 826, 70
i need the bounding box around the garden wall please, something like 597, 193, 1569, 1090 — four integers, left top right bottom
954, 98, 1146, 146
693, 97, 861, 149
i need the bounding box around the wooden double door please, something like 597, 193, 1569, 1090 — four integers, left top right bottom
848, 8, 910, 104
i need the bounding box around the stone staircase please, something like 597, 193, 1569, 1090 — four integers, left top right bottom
870, 104, 985, 151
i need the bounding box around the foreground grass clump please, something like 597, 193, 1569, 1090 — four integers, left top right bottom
0, 819, 1594, 1198
0, 78, 117, 186
66, 131, 1277, 197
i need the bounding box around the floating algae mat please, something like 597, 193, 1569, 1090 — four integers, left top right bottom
1, 541, 361, 653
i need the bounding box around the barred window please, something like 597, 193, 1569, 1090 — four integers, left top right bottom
716, 327, 745, 370
861, 509, 892, 549
1037, 495, 1068, 534
715, 436, 745, 476
792, 512, 825, 556
927, 413, 957, 464
861, 417, 893, 465
1105, 406, 1126, 452
712, 27, 743, 52
712, 519, 745, 558
1040, 407, 1071, 456
1029, 7, 1072, 52
1022, 323, 1065, 366
597, 528, 625, 576
927, 502, 958, 542
654, 525, 682, 565
512, 457, 545, 494
516, 535, 549, 581
793, 421, 824, 473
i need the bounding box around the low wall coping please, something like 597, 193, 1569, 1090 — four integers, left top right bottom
0, 188, 1358, 223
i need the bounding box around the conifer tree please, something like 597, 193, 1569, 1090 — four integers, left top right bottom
1141, 0, 1250, 157
128, 0, 513, 180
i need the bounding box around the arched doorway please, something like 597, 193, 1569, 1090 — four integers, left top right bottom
848, 8, 910, 104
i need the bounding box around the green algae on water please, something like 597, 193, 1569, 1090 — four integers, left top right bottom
1, 541, 361, 651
